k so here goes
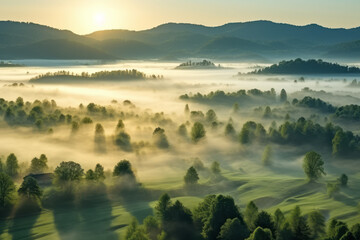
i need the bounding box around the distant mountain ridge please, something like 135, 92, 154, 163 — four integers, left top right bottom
2, 20, 360, 60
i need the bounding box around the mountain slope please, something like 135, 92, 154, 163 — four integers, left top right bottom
1, 39, 114, 59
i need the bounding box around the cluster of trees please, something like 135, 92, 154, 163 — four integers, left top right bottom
334, 105, 360, 121
175, 60, 221, 69
0, 97, 69, 130
0, 155, 137, 209
125, 193, 360, 240
234, 117, 360, 157
252, 58, 360, 74
293, 96, 337, 113
30, 69, 163, 82
180, 88, 277, 105
349, 79, 360, 88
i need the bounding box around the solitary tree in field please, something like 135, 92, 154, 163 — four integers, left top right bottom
184, 104, 190, 115
18, 176, 42, 200
153, 127, 169, 149
0, 172, 15, 207
211, 161, 221, 175
280, 89, 287, 102
302, 151, 325, 182
94, 123, 106, 153
5, 153, 19, 178
113, 160, 135, 179
262, 145, 272, 166
184, 166, 199, 185
191, 122, 206, 143
339, 174, 348, 187
225, 123, 236, 138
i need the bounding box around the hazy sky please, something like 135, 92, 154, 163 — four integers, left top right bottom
1, 0, 360, 34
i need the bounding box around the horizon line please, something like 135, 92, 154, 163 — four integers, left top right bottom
1, 19, 359, 36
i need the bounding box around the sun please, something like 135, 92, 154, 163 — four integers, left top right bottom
93, 12, 106, 28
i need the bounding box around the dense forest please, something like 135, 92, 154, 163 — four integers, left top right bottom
251, 59, 360, 75
30, 69, 163, 83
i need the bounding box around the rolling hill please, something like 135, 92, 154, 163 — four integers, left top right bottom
2, 20, 360, 60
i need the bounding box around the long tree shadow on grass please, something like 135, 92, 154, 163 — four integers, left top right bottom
8, 199, 42, 240
0, 205, 13, 237
49, 183, 119, 240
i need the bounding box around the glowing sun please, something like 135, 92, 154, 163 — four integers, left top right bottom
93, 12, 106, 28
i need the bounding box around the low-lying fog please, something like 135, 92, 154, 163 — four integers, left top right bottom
1, 60, 360, 182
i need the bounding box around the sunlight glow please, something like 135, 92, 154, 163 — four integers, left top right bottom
93, 12, 106, 28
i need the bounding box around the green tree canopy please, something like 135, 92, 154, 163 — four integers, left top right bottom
191, 122, 206, 143
0, 172, 15, 207
5, 153, 19, 178
184, 166, 199, 185
54, 161, 84, 183
302, 151, 325, 181
18, 176, 42, 199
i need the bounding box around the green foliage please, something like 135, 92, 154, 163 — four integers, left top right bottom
206, 109, 217, 123
273, 208, 285, 233
5, 153, 19, 178
193, 195, 216, 231
125, 218, 149, 240
184, 166, 199, 185
339, 174, 348, 187
85, 169, 96, 181
30, 154, 48, 174
308, 210, 326, 239
31, 69, 153, 82
180, 88, 276, 106
143, 216, 161, 240
280, 89, 287, 102
334, 105, 360, 121
218, 218, 249, 240
302, 151, 325, 181
54, 161, 84, 183
262, 145, 272, 166
0, 172, 15, 207
296, 96, 336, 113
340, 231, 356, 240
18, 176, 42, 199
289, 206, 311, 240
244, 201, 259, 231
155, 193, 171, 220
191, 122, 206, 143
81, 117, 93, 124
71, 121, 80, 134
94, 163, 105, 181
327, 182, 340, 197
94, 123, 106, 152
210, 161, 221, 175
254, 211, 275, 236
247, 227, 273, 240
178, 124, 188, 137
114, 121, 132, 151
202, 195, 248, 240
253, 58, 360, 74
113, 160, 135, 178
153, 127, 169, 149
225, 123, 236, 137
350, 223, 360, 240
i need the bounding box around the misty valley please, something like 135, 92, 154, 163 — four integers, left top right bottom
0, 59, 359, 240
